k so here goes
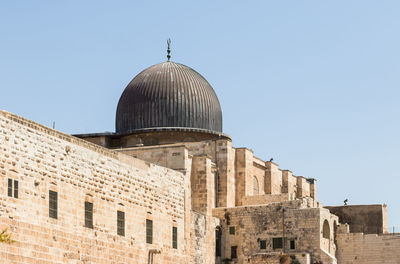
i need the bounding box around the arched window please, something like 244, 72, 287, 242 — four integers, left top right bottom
323, 220, 330, 239
253, 176, 259, 195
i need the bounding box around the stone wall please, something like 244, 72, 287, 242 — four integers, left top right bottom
191, 212, 220, 264
212, 199, 337, 264
0, 110, 188, 263
297, 177, 310, 198
325, 204, 388, 234
112, 139, 316, 211
191, 155, 216, 215
336, 225, 400, 264
241, 194, 291, 206
100, 132, 222, 264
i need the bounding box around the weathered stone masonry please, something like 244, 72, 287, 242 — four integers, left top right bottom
0, 110, 187, 264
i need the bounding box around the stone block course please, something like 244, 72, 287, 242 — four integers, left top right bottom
0, 110, 187, 263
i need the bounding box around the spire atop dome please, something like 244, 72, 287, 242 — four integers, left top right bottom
167, 38, 171, 61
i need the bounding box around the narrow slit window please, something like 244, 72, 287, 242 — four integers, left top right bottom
49, 190, 58, 219
117, 211, 125, 236
14, 180, 18, 198
85, 201, 93, 229
216, 228, 222, 257
146, 219, 153, 244
172, 226, 177, 249
7, 179, 12, 197
229, 226, 235, 235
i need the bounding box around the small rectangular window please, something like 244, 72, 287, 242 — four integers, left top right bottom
117, 211, 125, 236
273, 237, 283, 249
85, 201, 93, 229
229, 226, 235, 235
146, 219, 153, 244
7, 179, 12, 197
260, 240, 266, 249
290, 239, 295, 250
13, 180, 18, 198
7, 179, 18, 198
49, 190, 58, 219
231, 246, 237, 259
172, 226, 177, 249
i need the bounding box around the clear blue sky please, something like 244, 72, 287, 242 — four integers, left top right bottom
1, 1, 399, 228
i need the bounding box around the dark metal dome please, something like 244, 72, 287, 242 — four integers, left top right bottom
116, 61, 223, 134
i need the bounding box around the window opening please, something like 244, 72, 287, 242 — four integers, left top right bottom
7, 179, 18, 198
216, 227, 222, 257
172, 226, 177, 249
14, 180, 18, 198
231, 246, 237, 259
85, 201, 93, 228
229, 226, 235, 235
7, 179, 12, 197
49, 190, 58, 219
273, 237, 283, 249
323, 220, 330, 239
290, 239, 296, 250
146, 219, 153, 244
117, 211, 125, 236
260, 240, 266, 249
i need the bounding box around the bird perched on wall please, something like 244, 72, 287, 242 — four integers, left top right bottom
269, 158, 274, 162
344, 199, 348, 205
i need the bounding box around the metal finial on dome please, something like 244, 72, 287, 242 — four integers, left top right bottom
167, 38, 171, 61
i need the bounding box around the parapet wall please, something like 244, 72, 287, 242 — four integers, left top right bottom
325, 204, 388, 234
0, 110, 187, 264
336, 226, 400, 264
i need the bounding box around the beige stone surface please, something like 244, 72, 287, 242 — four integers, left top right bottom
213, 199, 337, 264
0, 110, 188, 263
336, 226, 400, 264
1, 109, 397, 264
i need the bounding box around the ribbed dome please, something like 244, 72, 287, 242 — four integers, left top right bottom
116, 61, 223, 134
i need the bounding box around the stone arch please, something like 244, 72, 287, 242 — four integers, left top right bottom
253, 176, 259, 195
323, 219, 330, 239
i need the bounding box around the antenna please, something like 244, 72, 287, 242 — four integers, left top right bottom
167, 38, 171, 61
52, 121, 55, 129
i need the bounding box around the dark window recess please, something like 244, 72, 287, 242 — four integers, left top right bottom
172, 226, 177, 249
273, 237, 283, 249
84, 201, 93, 228
231, 246, 237, 259
260, 240, 267, 249
290, 239, 296, 250
14, 180, 18, 198
117, 211, 125, 236
215, 228, 222, 257
7, 179, 12, 197
146, 219, 153, 244
49, 190, 58, 219
7, 179, 18, 198
229, 226, 235, 235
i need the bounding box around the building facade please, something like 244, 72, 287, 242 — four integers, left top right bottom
0, 59, 399, 264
